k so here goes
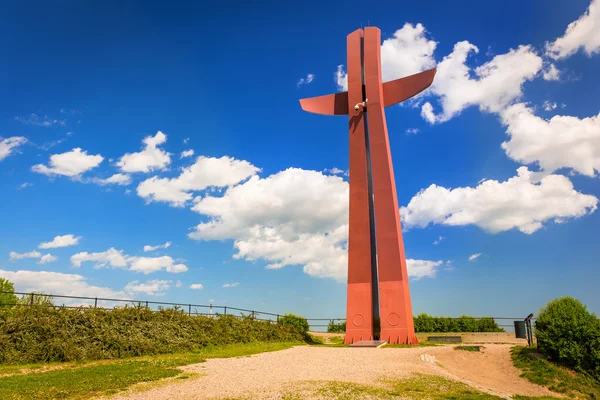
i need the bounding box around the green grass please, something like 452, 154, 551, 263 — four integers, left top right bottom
511, 346, 600, 399
0, 342, 300, 400
280, 374, 505, 399
455, 345, 483, 352
328, 336, 344, 344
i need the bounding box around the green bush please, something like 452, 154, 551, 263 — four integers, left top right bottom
0, 304, 306, 364
278, 313, 309, 334
327, 320, 346, 333
535, 297, 600, 379
0, 278, 17, 311
413, 313, 504, 333
326, 314, 503, 334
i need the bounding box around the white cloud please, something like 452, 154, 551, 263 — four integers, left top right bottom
297, 73, 315, 87
32, 148, 104, 177
124, 279, 171, 296
222, 282, 239, 288
71, 247, 188, 274
546, 0, 600, 59
407, 259, 444, 279
421, 42, 542, 123
117, 131, 171, 173
335, 23, 436, 92
180, 149, 194, 159
39, 234, 81, 249
500, 103, 600, 177
406, 128, 420, 135
175, 280, 182, 288
18, 182, 33, 190
38, 254, 58, 264
542, 63, 561, 81
468, 253, 482, 261
128, 256, 188, 274
70, 248, 128, 269
543, 101, 558, 111
190, 283, 204, 289
401, 167, 598, 234
15, 113, 66, 127
0, 269, 124, 299
91, 173, 132, 186
143, 241, 172, 252
0, 137, 28, 161
433, 236, 445, 245
9, 250, 42, 260
323, 167, 347, 176
137, 156, 260, 207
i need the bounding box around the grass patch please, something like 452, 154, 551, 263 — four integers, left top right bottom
511, 346, 600, 399
282, 374, 504, 399
328, 336, 344, 344
455, 345, 483, 352
0, 342, 299, 400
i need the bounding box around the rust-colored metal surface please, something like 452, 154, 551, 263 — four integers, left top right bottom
299, 27, 436, 345
344, 29, 374, 344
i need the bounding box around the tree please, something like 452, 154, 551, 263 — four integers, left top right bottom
0, 278, 18, 309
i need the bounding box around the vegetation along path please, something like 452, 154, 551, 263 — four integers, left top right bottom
109, 344, 558, 400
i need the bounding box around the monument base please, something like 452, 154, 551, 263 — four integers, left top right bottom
349, 340, 387, 348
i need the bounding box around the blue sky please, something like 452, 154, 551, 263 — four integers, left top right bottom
1, 0, 599, 323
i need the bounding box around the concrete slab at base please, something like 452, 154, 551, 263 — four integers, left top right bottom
349, 340, 387, 348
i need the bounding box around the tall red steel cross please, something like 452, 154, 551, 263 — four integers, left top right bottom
300, 27, 436, 344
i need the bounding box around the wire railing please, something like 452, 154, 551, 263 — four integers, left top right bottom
0, 291, 532, 332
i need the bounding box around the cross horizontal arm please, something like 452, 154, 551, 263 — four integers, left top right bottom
299, 68, 437, 116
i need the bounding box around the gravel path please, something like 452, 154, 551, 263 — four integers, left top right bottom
111, 344, 556, 399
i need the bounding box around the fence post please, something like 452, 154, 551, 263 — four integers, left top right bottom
224, 306, 227, 315
188, 304, 191, 316
209, 304, 213, 318
94, 297, 98, 308
146, 301, 149, 309
277, 314, 280, 324
30, 293, 34, 306
252, 310, 255, 319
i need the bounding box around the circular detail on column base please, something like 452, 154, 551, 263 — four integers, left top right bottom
387, 313, 400, 326
352, 314, 365, 327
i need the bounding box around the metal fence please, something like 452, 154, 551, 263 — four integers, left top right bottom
0, 291, 531, 332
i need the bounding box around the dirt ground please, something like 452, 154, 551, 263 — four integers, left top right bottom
111, 343, 556, 400
310, 331, 529, 345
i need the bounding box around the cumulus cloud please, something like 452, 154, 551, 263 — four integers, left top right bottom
323, 167, 348, 176
433, 236, 445, 245
297, 73, 315, 87
401, 167, 598, 234
137, 156, 260, 207
180, 149, 194, 159
335, 23, 437, 91
546, 0, 600, 59
9, 250, 42, 260
0, 137, 28, 161
32, 148, 104, 177
128, 256, 188, 274
0, 269, 124, 299
70, 248, 187, 274
190, 283, 204, 289
91, 173, 132, 186
38, 254, 58, 264
124, 279, 171, 296
500, 103, 600, 177
542, 63, 561, 81
70, 248, 129, 269
39, 234, 81, 249
143, 242, 172, 252
469, 253, 482, 261
421, 42, 542, 123
117, 131, 171, 173
222, 282, 239, 288
406, 259, 444, 279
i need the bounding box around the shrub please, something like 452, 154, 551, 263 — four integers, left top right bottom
278, 313, 310, 334
327, 320, 346, 333
0, 304, 306, 364
0, 278, 17, 310
535, 297, 600, 379
413, 313, 504, 333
